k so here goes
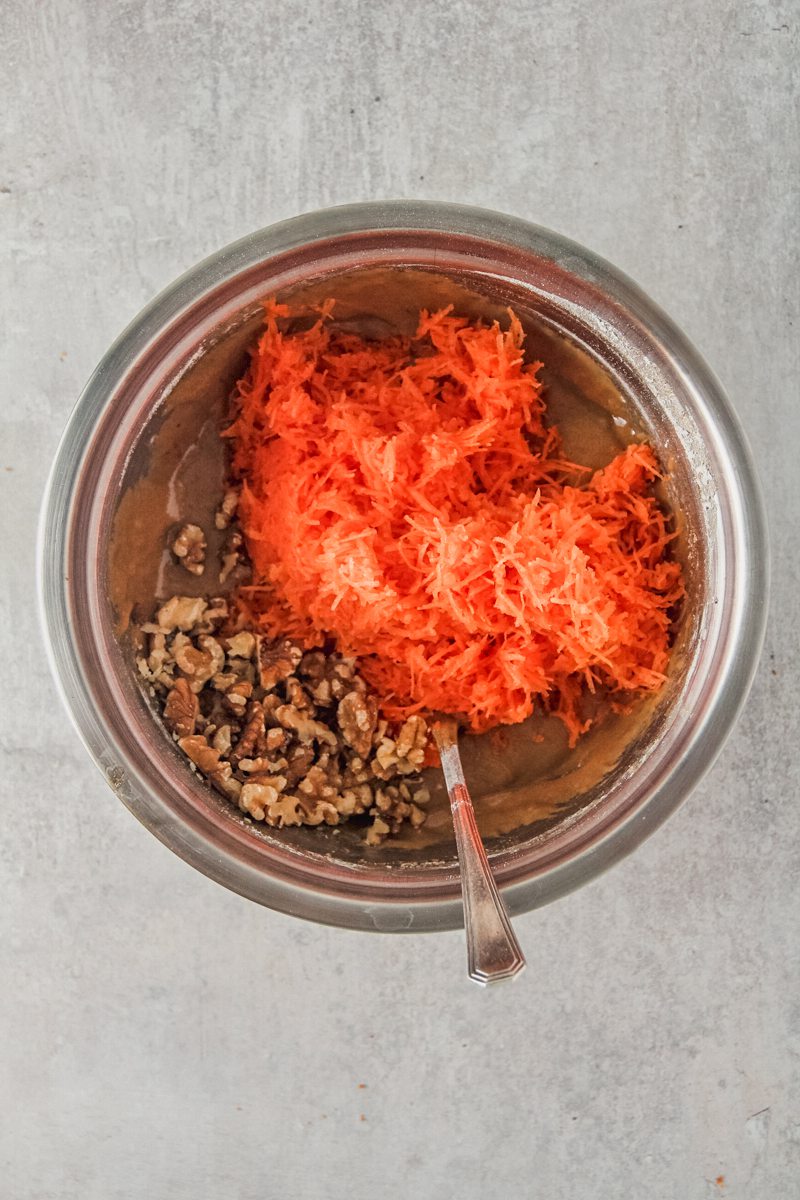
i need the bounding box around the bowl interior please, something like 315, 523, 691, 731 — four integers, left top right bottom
102, 260, 706, 879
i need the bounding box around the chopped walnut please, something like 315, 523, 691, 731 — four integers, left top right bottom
146, 632, 170, 677
337, 784, 373, 815
171, 524, 206, 576
240, 780, 284, 821
365, 817, 391, 846
275, 704, 338, 748
265, 727, 288, 754
198, 596, 229, 631
309, 677, 332, 705
140, 600, 431, 842
173, 635, 225, 691
211, 672, 238, 693
337, 691, 378, 757
257, 636, 303, 689
163, 678, 198, 738
296, 796, 341, 826
223, 679, 253, 716
282, 677, 310, 713
330, 658, 365, 700
212, 724, 233, 755
233, 699, 265, 762
225, 631, 255, 659
342, 756, 371, 786
215, 774, 242, 802
262, 794, 307, 828
215, 488, 240, 530
283, 745, 315, 787
395, 715, 428, 766
371, 736, 398, 779
178, 733, 222, 773
297, 765, 339, 802
219, 529, 245, 584
156, 595, 208, 633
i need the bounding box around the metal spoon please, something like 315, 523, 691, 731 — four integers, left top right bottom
433, 717, 526, 986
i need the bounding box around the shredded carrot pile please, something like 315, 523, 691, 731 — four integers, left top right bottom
226, 301, 683, 744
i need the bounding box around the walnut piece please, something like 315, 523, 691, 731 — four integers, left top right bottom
257, 636, 303, 689
395, 715, 428, 766
240, 781, 282, 821
275, 704, 338, 748
173, 635, 225, 690
223, 679, 253, 716
198, 596, 229, 631
178, 733, 222, 773
337, 691, 378, 757
297, 765, 338, 802
365, 817, 391, 846
409, 803, 426, 828
296, 796, 341, 826
214, 488, 240, 530
156, 595, 208, 633
225, 632, 255, 659
219, 529, 245, 584
233, 700, 265, 762
171, 524, 207, 576
262, 794, 307, 828
212, 724, 233, 755
283, 745, 315, 787
163, 678, 198, 738
265, 727, 288, 753
337, 784, 372, 816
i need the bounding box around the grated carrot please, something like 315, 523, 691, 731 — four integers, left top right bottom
226, 301, 684, 744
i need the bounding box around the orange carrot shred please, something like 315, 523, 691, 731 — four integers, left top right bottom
226, 301, 684, 744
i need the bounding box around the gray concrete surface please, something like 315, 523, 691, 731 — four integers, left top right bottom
2, 2, 798, 1197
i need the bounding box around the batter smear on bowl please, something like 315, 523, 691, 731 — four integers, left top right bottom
137, 300, 684, 842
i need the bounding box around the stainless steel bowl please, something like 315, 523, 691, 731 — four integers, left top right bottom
38, 201, 767, 932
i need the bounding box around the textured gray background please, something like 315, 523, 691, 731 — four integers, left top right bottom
2, 2, 798, 1197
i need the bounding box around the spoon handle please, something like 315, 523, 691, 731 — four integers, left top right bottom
435, 720, 526, 986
